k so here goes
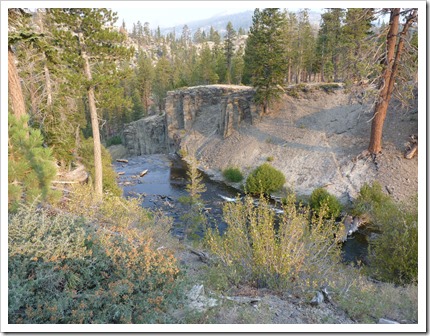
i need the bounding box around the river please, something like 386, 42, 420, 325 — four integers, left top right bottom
113, 154, 369, 264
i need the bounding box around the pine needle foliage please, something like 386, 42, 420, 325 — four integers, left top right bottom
243, 9, 288, 113
8, 113, 60, 211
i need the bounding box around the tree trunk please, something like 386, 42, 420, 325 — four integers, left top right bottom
8, 48, 26, 121
368, 8, 417, 154
44, 61, 52, 108
78, 32, 103, 199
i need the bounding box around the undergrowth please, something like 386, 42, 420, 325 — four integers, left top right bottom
8, 186, 184, 324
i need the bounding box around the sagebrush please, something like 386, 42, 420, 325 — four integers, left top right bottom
9, 188, 183, 324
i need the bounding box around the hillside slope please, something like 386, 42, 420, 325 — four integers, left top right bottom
179, 86, 418, 205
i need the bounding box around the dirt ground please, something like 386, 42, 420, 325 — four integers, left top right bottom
181, 86, 418, 206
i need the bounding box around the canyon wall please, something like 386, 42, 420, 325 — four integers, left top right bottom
123, 85, 262, 155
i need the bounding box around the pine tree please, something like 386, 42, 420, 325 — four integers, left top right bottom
196, 43, 219, 85
243, 9, 288, 113
340, 9, 376, 84
50, 9, 132, 199
316, 9, 345, 82
153, 56, 173, 112
224, 22, 236, 84
368, 8, 418, 154
135, 53, 154, 114
231, 46, 245, 85
8, 113, 59, 211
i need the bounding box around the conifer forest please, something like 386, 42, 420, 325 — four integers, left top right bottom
5, 6, 422, 330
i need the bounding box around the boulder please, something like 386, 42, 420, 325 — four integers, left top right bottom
187, 284, 218, 312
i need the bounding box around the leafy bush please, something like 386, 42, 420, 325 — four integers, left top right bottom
351, 182, 391, 217
309, 187, 342, 219
356, 183, 417, 284
245, 163, 285, 195
223, 167, 244, 183
205, 195, 343, 292
9, 198, 182, 323
106, 135, 122, 147
78, 137, 122, 196
354, 183, 418, 285
8, 113, 60, 211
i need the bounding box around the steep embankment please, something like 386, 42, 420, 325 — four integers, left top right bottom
123, 84, 418, 205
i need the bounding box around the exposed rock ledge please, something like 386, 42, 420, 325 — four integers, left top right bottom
165, 84, 262, 152
123, 85, 261, 156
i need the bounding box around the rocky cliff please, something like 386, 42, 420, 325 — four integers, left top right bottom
165, 85, 261, 151
123, 85, 262, 155
123, 114, 167, 156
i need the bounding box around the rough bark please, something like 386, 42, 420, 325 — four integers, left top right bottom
78, 32, 103, 199
368, 8, 417, 154
8, 48, 26, 121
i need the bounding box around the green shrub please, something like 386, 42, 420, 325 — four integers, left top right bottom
106, 135, 122, 147
205, 195, 343, 292
9, 201, 183, 323
8, 113, 60, 212
352, 182, 391, 217
351, 182, 418, 285
309, 187, 342, 219
223, 167, 244, 183
319, 83, 342, 93
245, 163, 285, 195
79, 137, 122, 196
266, 156, 274, 162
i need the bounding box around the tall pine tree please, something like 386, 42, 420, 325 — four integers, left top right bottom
50, 9, 132, 199
243, 9, 288, 113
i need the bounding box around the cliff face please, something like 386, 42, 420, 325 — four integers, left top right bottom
165, 85, 261, 151
123, 85, 261, 155
123, 114, 167, 156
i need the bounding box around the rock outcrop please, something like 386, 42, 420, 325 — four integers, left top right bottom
123, 114, 167, 156
165, 85, 261, 151
123, 85, 261, 156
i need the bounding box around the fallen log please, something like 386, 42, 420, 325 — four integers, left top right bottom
117, 171, 125, 175
53, 163, 88, 184
189, 248, 211, 264
116, 159, 128, 163
140, 169, 148, 177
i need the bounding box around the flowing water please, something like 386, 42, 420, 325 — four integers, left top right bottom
114, 154, 369, 264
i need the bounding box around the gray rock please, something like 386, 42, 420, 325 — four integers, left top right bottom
123, 85, 261, 156
187, 284, 218, 312
378, 318, 400, 324
123, 114, 167, 156
310, 291, 324, 306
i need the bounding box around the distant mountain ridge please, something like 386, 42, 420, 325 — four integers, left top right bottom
160, 9, 322, 37
160, 10, 254, 36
